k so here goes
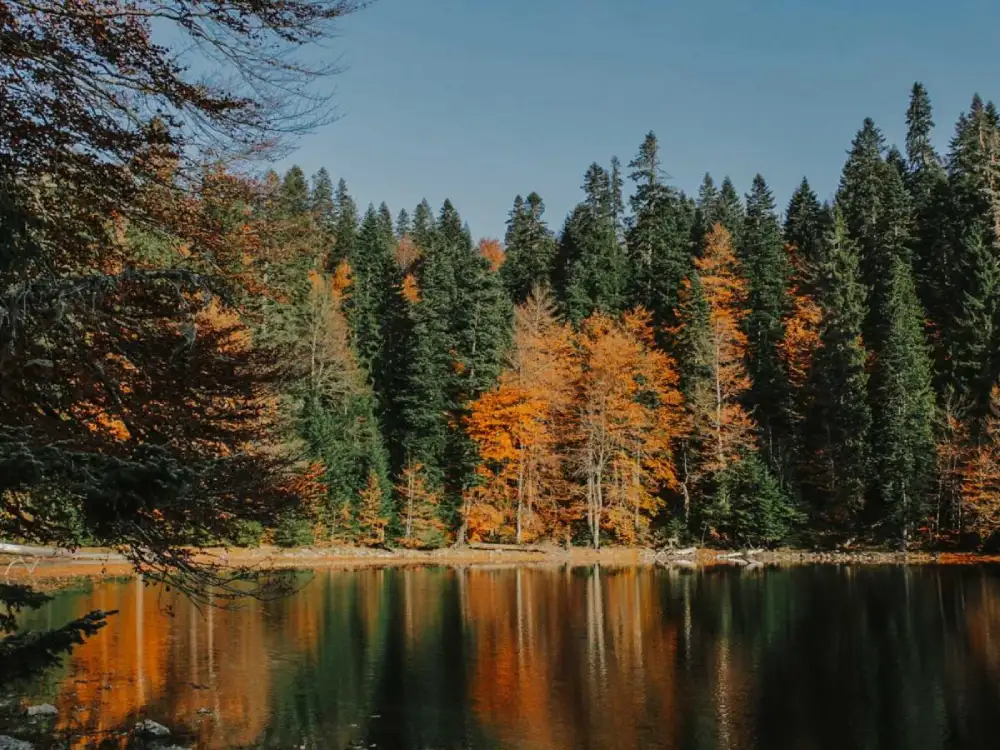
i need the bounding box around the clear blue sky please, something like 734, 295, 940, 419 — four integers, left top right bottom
277, 0, 999, 240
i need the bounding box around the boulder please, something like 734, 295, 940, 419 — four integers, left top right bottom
0, 736, 33, 750
134, 719, 171, 738
25, 703, 58, 717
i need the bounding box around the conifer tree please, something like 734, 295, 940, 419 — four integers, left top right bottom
501, 192, 558, 303
804, 212, 872, 527
904, 84, 950, 328
279, 165, 311, 217
625, 132, 695, 339
395, 208, 411, 239
938, 96, 1000, 414
784, 178, 829, 271
870, 257, 937, 547
740, 175, 793, 477
716, 177, 744, 245
411, 199, 436, 248
311, 168, 337, 235
329, 178, 359, 270
560, 163, 630, 323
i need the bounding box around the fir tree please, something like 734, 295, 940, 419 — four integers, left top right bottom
870, 256, 937, 548
804, 212, 872, 528
501, 192, 557, 304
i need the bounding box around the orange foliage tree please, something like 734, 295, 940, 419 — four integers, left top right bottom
570, 308, 685, 548
464, 288, 578, 543
674, 224, 756, 518
960, 386, 1000, 541
396, 462, 447, 549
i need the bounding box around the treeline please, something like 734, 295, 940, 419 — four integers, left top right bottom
252, 84, 1000, 551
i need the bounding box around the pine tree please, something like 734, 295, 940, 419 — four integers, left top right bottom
501, 192, 557, 303
560, 163, 630, 323
870, 256, 937, 548
740, 174, 793, 477
804, 212, 872, 527
625, 132, 695, 339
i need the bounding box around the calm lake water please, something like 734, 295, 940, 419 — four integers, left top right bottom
17, 564, 1000, 749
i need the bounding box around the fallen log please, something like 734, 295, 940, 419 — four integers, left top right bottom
466, 542, 551, 553
0, 542, 126, 561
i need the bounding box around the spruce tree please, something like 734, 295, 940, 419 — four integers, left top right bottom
784, 178, 829, 271
279, 165, 310, 217
904, 83, 950, 330
501, 192, 557, 303
411, 199, 436, 248
625, 132, 695, 339
560, 163, 629, 323
395, 208, 411, 239
741, 174, 793, 477
347, 205, 395, 375
716, 177, 744, 244
804, 211, 872, 528
310, 168, 336, 234
329, 178, 358, 270
870, 256, 937, 547
837, 118, 913, 346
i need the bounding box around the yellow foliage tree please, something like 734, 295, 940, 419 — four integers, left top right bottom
464, 287, 577, 543
571, 308, 685, 548
396, 462, 447, 549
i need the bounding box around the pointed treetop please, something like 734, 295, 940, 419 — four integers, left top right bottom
628, 131, 663, 188
905, 82, 938, 173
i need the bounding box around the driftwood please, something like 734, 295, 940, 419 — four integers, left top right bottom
466, 542, 551, 553
1, 542, 126, 577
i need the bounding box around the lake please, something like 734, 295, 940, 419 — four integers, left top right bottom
15, 564, 1000, 749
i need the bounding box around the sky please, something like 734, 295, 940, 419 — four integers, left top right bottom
275, 0, 1000, 241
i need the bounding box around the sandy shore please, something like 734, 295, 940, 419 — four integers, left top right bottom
3, 544, 1000, 586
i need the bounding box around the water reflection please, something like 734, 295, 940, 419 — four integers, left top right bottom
19, 565, 1000, 749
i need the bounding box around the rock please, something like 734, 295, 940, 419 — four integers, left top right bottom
134, 719, 171, 737
0, 736, 33, 750
25, 703, 58, 717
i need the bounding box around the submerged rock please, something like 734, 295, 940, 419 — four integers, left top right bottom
24, 704, 58, 717
134, 719, 171, 738
0, 736, 33, 750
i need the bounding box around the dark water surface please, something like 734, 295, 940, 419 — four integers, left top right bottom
19, 564, 1000, 749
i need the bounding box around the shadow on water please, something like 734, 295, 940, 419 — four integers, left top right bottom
13, 564, 1000, 749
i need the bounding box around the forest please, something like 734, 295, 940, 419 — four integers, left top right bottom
5, 2, 1000, 595
201, 82, 1000, 554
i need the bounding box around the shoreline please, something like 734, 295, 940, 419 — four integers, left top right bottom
4, 545, 1000, 585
